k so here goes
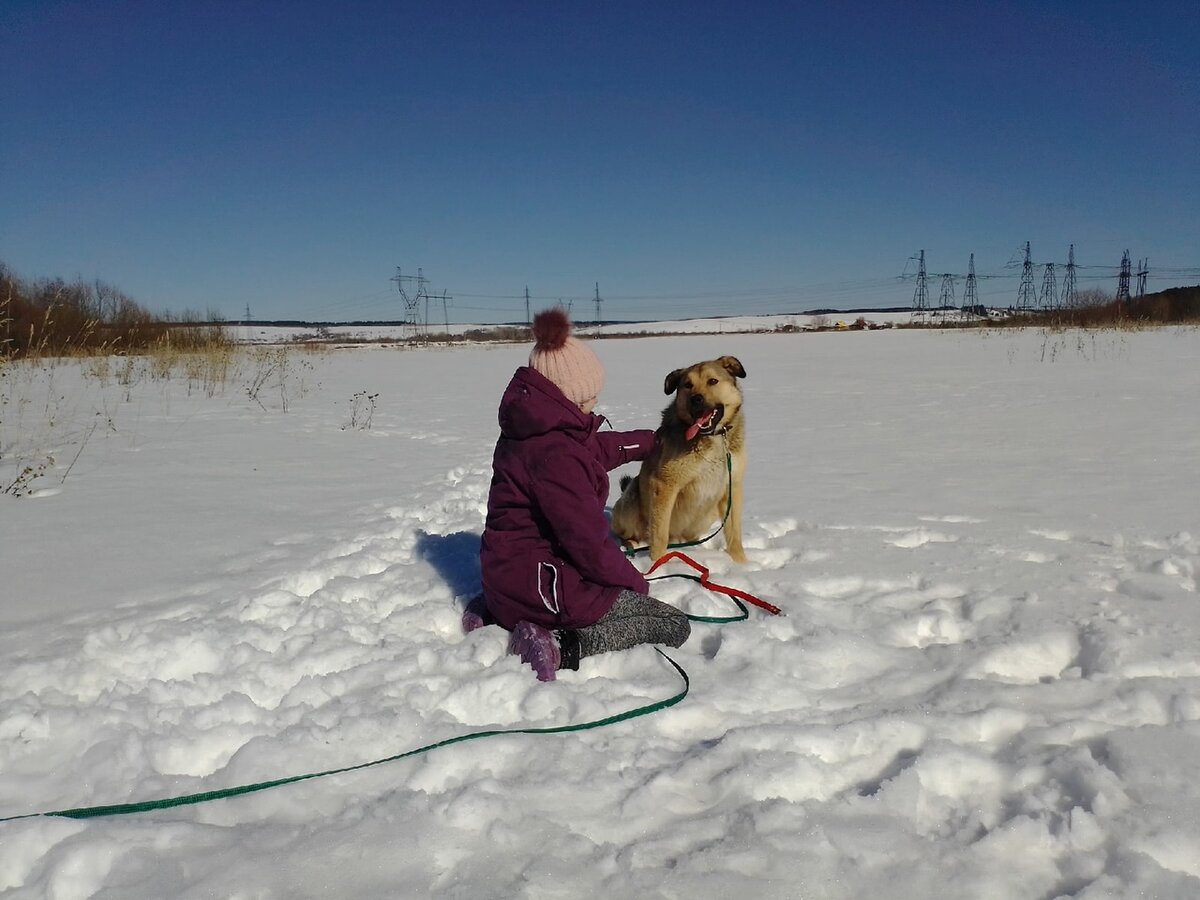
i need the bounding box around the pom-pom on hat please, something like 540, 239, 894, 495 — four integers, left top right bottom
528, 308, 604, 408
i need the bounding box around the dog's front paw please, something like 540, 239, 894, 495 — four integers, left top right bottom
727, 545, 748, 564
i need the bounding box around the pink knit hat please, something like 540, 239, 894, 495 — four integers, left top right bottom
528, 308, 604, 408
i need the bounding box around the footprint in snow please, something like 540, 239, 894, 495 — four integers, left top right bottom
1017, 551, 1059, 564
1030, 528, 1073, 542
802, 575, 866, 599
964, 630, 1080, 684
887, 529, 958, 549
756, 517, 801, 539
883, 607, 973, 648
735, 542, 793, 569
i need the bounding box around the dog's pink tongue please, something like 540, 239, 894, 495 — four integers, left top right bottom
686, 409, 715, 441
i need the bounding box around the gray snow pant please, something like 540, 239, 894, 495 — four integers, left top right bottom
564, 590, 690, 666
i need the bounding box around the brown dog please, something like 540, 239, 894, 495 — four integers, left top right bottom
611, 356, 747, 563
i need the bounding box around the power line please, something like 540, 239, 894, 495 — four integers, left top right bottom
449, 276, 909, 303
264, 251, 1200, 324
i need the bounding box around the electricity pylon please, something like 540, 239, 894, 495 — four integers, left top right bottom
1116, 250, 1132, 303
1016, 242, 1036, 312
1039, 262, 1057, 309
962, 253, 979, 317
938, 272, 956, 315
911, 250, 929, 322
1061, 245, 1078, 308
392, 267, 429, 338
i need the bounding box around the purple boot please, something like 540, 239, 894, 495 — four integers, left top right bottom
462, 594, 489, 634
507, 621, 561, 682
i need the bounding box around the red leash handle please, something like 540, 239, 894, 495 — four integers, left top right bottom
645, 551, 782, 616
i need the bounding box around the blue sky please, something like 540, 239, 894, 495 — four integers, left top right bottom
3, 1, 1198, 323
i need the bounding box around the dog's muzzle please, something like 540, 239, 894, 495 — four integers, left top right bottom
685, 403, 725, 441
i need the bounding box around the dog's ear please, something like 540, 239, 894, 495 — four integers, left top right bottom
664, 368, 685, 395
720, 356, 746, 379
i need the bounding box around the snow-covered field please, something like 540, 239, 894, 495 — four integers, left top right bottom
2, 325, 1199, 899
231, 310, 916, 345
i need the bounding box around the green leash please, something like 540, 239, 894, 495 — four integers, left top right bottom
653, 572, 748, 624
0, 650, 689, 823
3, 444, 746, 823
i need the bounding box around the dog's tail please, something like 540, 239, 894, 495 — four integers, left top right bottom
619, 475, 632, 492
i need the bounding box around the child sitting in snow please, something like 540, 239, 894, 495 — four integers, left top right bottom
466, 308, 690, 681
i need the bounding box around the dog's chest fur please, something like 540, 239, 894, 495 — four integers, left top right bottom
667, 418, 741, 489
677, 443, 729, 499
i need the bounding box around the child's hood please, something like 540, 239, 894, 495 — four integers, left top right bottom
497, 366, 601, 442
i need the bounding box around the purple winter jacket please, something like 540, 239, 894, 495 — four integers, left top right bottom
480, 366, 656, 630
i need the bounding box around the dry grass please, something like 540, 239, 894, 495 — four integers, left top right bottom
1, 262, 232, 359
1, 341, 316, 498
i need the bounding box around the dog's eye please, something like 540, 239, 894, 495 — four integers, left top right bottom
707, 377, 719, 386
683, 381, 693, 390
